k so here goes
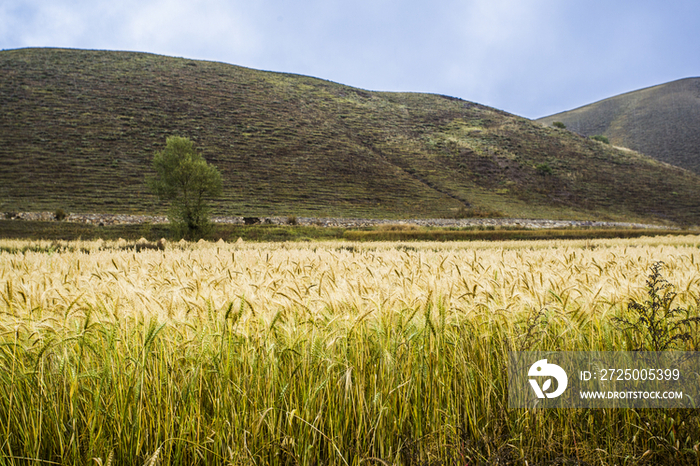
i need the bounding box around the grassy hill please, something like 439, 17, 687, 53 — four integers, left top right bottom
538, 78, 700, 175
2, 48, 700, 225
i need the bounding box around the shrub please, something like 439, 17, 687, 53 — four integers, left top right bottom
614, 261, 700, 351
591, 135, 610, 144
536, 163, 553, 176
54, 209, 67, 221
552, 121, 566, 129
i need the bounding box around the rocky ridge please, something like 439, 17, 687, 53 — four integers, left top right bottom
4, 212, 673, 230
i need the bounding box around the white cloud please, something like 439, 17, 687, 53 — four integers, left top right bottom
1, 0, 89, 47
1, 0, 262, 64
123, 0, 261, 60
443, 0, 563, 99
2, 0, 699, 118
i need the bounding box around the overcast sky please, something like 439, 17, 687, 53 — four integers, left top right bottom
2, 0, 698, 118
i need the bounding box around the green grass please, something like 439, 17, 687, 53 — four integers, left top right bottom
0, 220, 344, 243
2, 48, 700, 225
1, 219, 695, 244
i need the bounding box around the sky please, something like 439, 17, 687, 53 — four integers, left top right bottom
2, 0, 699, 119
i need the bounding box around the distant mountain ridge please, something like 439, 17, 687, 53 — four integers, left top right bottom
538, 78, 700, 174
2, 48, 700, 225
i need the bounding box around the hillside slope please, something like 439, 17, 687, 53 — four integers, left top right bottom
538, 78, 700, 175
2, 48, 700, 224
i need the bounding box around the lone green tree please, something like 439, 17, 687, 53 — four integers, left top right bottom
148, 136, 223, 239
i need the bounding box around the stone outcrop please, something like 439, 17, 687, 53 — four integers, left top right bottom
3, 211, 672, 230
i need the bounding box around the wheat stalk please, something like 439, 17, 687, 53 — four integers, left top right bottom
1, 235, 699, 464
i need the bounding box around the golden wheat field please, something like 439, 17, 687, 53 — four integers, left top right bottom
1, 236, 700, 465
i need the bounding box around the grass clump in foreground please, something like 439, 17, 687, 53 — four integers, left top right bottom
0, 238, 699, 464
